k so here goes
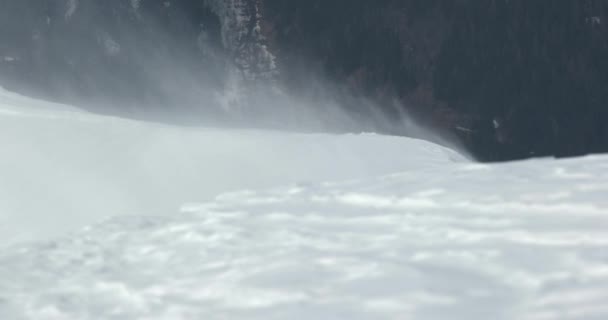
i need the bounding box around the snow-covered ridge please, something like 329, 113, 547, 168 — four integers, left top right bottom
0, 87, 461, 244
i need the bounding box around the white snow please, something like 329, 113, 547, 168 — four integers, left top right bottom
0, 87, 607, 319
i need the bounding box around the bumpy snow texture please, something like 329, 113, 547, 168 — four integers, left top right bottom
0, 88, 607, 320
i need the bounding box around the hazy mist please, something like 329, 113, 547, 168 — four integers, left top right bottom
0, 0, 468, 156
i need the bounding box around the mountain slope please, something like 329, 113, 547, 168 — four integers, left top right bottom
0, 87, 462, 244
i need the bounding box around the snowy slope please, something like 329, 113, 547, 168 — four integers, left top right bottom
1, 88, 608, 319
0, 87, 462, 244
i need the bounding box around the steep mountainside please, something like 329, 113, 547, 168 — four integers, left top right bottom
262, 0, 608, 161
0, 0, 276, 117
1, 0, 607, 161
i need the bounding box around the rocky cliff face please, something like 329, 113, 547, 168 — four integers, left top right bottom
1, 0, 607, 161
0, 0, 277, 118
261, 0, 608, 161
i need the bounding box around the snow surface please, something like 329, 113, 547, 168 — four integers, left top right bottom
1, 88, 608, 319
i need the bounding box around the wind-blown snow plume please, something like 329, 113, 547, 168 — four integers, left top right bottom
0, 0, 460, 153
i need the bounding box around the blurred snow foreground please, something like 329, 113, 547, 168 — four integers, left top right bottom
0, 88, 607, 320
